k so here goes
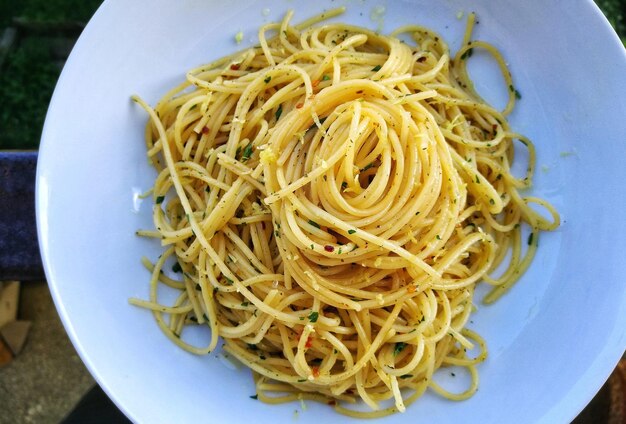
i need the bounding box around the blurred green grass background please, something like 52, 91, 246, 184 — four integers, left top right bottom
0, 0, 623, 150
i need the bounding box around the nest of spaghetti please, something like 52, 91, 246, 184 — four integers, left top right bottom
132, 10, 558, 417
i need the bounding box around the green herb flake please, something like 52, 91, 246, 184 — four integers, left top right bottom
399, 374, 413, 379
322, 74, 330, 81
361, 163, 374, 172
241, 143, 254, 162
241, 301, 250, 307
250, 394, 258, 400
264, 76, 271, 83
225, 277, 234, 285
308, 220, 321, 229
275, 104, 283, 120
393, 342, 407, 356
348, 229, 356, 235
308, 311, 319, 323
172, 262, 182, 273
527, 233, 534, 246
371, 65, 382, 71
460, 48, 473, 60
507, 84, 522, 99
155, 196, 165, 204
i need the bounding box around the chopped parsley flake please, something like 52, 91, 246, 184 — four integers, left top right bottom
235, 30, 243, 44
393, 342, 407, 356
460, 48, 473, 60
241, 143, 254, 162
308, 311, 319, 322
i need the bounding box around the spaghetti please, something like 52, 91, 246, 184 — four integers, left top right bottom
131, 9, 559, 417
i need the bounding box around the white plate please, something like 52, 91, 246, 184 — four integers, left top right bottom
37, 0, 626, 423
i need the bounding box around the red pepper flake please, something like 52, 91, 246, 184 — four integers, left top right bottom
312, 79, 320, 88
324, 245, 334, 252
492, 124, 498, 132
327, 400, 337, 406
230, 63, 241, 70
201, 126, 210, 134
296, 103, 303, 109
407, 285, 416, 293
296, 330, 314, 348
311, 366, 320, 378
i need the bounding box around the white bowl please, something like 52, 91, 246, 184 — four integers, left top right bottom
37, 0, 626, 422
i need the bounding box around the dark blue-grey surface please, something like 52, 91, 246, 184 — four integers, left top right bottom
0, 151, 44, 280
